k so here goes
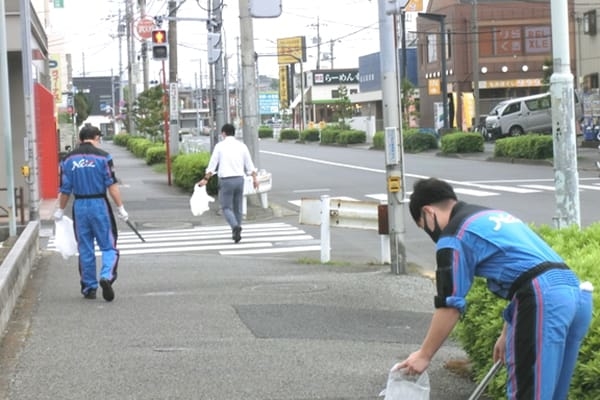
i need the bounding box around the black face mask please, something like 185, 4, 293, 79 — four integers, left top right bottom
423, 213, 442, 243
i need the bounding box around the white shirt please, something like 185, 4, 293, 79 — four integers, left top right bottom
205, 136, 257, 178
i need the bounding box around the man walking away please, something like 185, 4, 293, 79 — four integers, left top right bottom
54, 125, 129, 302
197, 123, 258, 243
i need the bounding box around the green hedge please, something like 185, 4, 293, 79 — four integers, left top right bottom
440, 132, 484, 153
145, 145, 166, 165
453, 223, 600, 399
258, 126, 274, 138
494, 134, 553, 159
404, 130, 438, 153
279, 128, 300, 141
126, 137, 155, 158
336, 130, 366, 145
113, 133, 130, 146
171, 152, 217, 196
300, 128, 320, 142
320, 127, 340, 144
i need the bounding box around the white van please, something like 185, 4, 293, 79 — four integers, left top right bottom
484, 92, 581, 140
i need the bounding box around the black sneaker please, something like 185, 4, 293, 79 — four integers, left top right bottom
233, 226, 242, 243
99, 279, 115, 302
83, 289, 96, 300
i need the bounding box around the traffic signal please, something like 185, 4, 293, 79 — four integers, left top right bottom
151, 29, 168, 61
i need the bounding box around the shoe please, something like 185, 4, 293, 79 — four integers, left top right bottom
233, 226, 242, 243
83, 289, 96, 300
99, 279, 115, 302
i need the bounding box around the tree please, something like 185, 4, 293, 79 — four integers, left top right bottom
133, 85, 164, 141
74, 92, 91, 127
333, 85, 354, 128
400, 78, 418, 128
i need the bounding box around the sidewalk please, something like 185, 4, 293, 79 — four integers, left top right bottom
0, 141, 481, 399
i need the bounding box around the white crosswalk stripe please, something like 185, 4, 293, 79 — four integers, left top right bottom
46, 222, 320, 257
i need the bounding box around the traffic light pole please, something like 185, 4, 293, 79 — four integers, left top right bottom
168, 0, 179, 156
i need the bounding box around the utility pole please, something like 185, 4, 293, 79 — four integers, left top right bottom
309, 16, 322, 70
213, 0, 226, 138
380, 0, 407, 274
238, 0, 260, 168
126, 0, 136, 134
168, 0, 179, 154
20, 0, 40, 221
1, 0, 17, 235
471, 0, 480, 128
550, 0, 580, 228
140, 0, 149, 91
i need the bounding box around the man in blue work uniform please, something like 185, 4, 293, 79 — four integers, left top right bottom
396, 177, 592, 399
197, 123, 258, 243
54, 125, 128, 302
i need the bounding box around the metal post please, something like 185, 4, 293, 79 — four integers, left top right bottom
20, 0, 40, 221
126, 0, 136, 134
168, 0, 179, 155
380, 0, 407, 275
0, 0, 17, 235
550, 0, 580, 228
320, 195, 331, 263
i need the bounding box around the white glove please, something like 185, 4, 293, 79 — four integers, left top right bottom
117, 205, 129, 221
53, 208, 64, 221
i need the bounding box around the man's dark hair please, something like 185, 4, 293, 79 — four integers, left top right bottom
221, 123, 235, 136
409, 178, 458, 223
79, 125, 102, 141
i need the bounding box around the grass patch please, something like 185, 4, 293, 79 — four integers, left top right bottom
152, 163, 167, 173
296, 257, 351, 266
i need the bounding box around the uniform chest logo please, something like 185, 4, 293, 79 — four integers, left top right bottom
72, 159, 96, 170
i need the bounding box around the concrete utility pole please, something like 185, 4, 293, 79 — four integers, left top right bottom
238, 0, 260, 168
126, 0, 136, 134
20, 0, 40, 221
379, 0, 407, 275
140, 0, 149, 91
167, 0, 180, 155
1, 0, 17, 235
213, 0, 226, 138
550, 0, 580, 228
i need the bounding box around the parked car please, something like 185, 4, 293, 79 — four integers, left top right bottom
484, 92, 582, 140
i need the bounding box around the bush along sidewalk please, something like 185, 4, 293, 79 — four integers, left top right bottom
453, 223, 600, 399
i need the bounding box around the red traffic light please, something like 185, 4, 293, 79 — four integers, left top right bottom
151, 30, 167, 44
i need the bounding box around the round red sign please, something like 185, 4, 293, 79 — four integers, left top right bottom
135, 17, 155, 41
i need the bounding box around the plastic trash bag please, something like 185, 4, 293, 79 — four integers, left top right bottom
54, 216, 78, 260
190, 184, 214, 216
379, 368, 430, 400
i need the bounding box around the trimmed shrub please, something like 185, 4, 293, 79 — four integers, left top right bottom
126, 137, 155, 158
373, 131, 384, 149
258, 126, 274, 138
171, 151, 217, 196
320, 127, 341, 144
279, 128, 300, 141
453, 223, 600, 399
300, 128, 320, 142
403, 130, 438, 153
145, 145, 166, 165
336, 130, 366, 145
440, 132, 484, 153
494, 134, 553, 160
113, 133, 130, 146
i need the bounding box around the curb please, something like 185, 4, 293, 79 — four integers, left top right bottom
0, 221, 39, 339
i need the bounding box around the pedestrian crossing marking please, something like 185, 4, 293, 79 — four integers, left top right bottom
47, 222, 320, 257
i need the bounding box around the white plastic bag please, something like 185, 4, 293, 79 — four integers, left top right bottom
379, 369, 430, 400
54, 216, 78, 259
190, 184, 214, 216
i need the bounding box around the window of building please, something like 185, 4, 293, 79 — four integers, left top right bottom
427, 33, 438, 62
446, 30, 451, 59
584, 10, 597, 35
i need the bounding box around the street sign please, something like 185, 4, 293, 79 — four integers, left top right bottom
135, 17, 155, 41
169, 83, 178, 120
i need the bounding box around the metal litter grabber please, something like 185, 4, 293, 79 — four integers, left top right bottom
467, 360, 502, 400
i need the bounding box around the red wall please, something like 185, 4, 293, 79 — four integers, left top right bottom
35, 83, 58, 199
